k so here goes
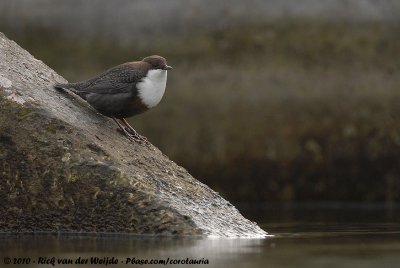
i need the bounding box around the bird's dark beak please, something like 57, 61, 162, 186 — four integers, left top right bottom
164, 65, 173, 70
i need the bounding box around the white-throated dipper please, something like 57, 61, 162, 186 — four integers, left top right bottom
54, 55, 172, 142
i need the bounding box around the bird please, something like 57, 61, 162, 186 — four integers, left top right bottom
54, 55, 172, 143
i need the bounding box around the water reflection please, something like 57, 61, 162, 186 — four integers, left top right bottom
0, 235, 266, 267
1, 204, 400, 268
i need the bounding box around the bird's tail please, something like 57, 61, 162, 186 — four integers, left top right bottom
54, 83, 72, 90
53, 83, 87, 99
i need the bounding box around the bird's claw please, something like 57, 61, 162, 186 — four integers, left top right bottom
117, 128, 149, 144
126, 129, 148, 144
113, 117, 149, 145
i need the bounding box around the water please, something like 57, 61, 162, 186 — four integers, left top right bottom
1, 203, 399, 268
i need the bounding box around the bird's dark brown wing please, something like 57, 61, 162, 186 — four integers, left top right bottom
55, 62, 148, 95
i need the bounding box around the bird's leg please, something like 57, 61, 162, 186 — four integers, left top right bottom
112, 117, 141, 143
121, 118, 148, 142
121, 118, 140, 136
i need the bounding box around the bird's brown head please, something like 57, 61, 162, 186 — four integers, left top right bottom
142, 55, 172, 70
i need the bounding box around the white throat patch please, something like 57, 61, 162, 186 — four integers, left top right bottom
137, 69, 167, 108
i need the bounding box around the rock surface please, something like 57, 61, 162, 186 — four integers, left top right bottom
0, 32, 267, 237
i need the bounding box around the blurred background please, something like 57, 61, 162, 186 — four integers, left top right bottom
2, 0, 400, 208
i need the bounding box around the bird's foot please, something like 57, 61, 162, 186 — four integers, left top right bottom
113, 117, 150, 145
126, 129, 148, 143
124, 127, 145, 140
117, 128, 149, 144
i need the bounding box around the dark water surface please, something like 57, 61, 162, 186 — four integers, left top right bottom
1, 203, 399, 268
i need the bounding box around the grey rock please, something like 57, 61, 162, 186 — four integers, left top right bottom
0, 32, 267, 237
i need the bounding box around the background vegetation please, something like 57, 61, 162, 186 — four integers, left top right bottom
2, 1, 400, 204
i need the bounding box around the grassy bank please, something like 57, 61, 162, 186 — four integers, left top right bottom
4, 21, 400, 202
